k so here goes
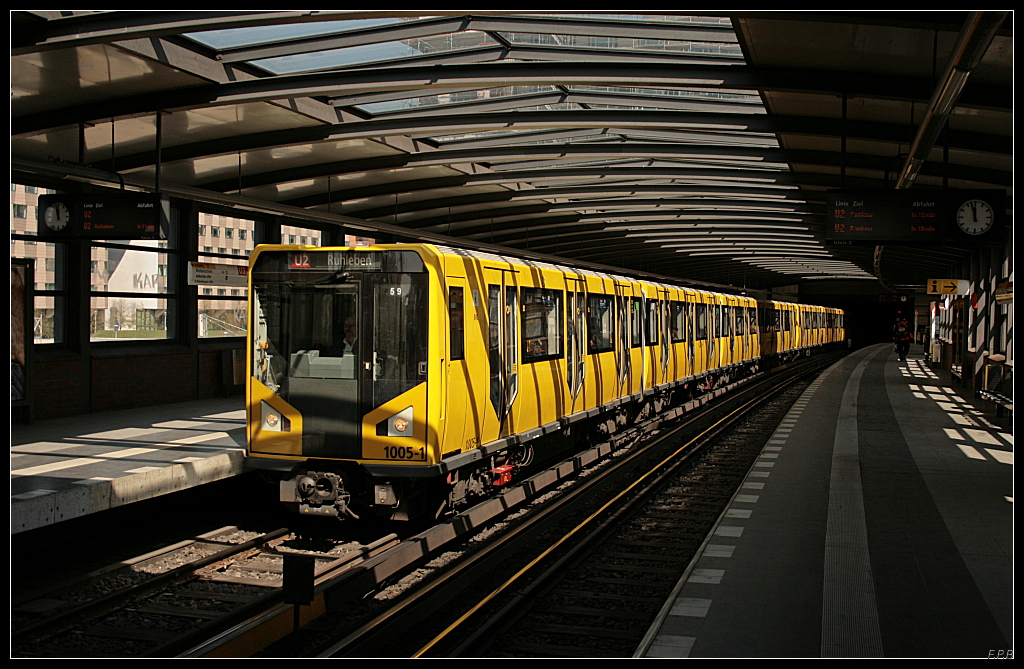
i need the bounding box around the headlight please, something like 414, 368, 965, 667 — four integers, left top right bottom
261, 400, 288, 431
376, 406, 414, 437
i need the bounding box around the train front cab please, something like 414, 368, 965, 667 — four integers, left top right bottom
247, 244, 446, 519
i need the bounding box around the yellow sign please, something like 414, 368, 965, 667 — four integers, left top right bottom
927, 279, 968, 295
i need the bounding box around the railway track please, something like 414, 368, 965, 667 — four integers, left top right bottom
456, 381, 811, 657
289, 353, 841, 658
14, 352, 843, 658
11, 525, 398, 658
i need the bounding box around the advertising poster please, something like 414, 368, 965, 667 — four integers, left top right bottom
12, 259, 33, 407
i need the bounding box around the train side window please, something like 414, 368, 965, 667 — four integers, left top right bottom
670, 301, 686, 342
646, 299, 659, 346
587, 294, 614, 354
522, 287, 563, 362
630, 297, 643, 348
694, 303, 707, 340
449, 286, 464, 361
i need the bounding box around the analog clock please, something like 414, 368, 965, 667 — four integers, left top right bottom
956, 199, 995, 236
44, 201, 71, 231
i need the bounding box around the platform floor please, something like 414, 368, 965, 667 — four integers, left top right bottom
11, 396, 246, 534
637, 343, 1013, 658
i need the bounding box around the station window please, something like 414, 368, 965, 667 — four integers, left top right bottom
89, 209, 178, 341
10, 183, 68, 344
197, 211, 256, 339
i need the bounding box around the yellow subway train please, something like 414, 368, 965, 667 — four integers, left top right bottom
245, 244, 845, 520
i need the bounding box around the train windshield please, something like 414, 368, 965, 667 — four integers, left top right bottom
250, 249, 428, 454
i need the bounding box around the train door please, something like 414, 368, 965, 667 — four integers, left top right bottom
486, 270, 520, 436
615, 285, 632, 393
709, 300, 720, 370
630, 293, 644, 393
443, 276, 470, 455
739, 301, 750, 362
586, 289, 615, 405
279, 281, 362, 458
693, 298, 708, 376
566, 279, 586, 411
659, 291, 671, 381
722, 302, 734, 367
747, 303, 759, 360
644, 294, 662, 389
684, 296, 695, 378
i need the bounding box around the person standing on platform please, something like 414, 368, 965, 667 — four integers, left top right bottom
893, 315, 913, 362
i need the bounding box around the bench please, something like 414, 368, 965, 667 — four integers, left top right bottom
978, 390, 1013, 418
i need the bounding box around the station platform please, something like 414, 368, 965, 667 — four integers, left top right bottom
11, 396, 246, 534
637, 343, 1013, 658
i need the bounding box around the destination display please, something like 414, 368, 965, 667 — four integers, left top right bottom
290, 250, 384, 270
826, 189, 1005, 244
38, 192, 161, 240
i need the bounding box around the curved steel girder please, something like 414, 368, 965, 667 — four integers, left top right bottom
283, 172, 809, 210
424, 209, 823, 242
197, 143, 1009, 198
190, 144, 925, 192
281, 167, 887, 210
520, 238, 825, 286
84, 107, 1008, 176
457, 221, 827, 257
398, 201, 820, 238
12, 60, 1011, 136
538, 243, 843, 280
343, 188, 819, 225
194, 143, 819, 192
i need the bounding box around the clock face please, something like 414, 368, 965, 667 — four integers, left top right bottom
44, 202, 70, 231
956, 199, 994, 236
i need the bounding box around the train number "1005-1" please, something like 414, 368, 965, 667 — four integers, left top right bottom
383, 446, 424, 460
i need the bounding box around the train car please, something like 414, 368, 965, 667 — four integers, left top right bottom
246, 243, 844, 521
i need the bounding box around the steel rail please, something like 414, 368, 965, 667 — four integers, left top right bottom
413, 355, 836, 657
301, 353, 841, 658
12, 528, 291, 650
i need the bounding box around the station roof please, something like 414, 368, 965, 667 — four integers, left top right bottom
11, 11, 1013, 293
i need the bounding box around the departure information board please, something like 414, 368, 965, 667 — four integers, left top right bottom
38, 192, 163, 240
826, 189, 1005, 244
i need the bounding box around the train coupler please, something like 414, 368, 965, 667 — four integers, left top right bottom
284, 470, 359, 520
